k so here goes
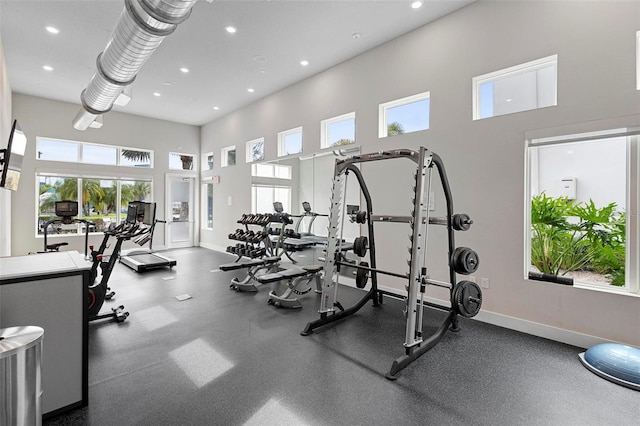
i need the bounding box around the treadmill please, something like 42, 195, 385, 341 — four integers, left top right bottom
119, 201, 177, 272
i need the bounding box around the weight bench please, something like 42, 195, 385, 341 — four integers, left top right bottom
256, 265, 323, 309
220, 256, 280, 292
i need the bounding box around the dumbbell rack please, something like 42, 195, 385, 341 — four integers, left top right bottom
300, 147, 482, 380
227, 214, 274, 259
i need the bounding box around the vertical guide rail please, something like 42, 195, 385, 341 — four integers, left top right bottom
405, 148, 433, 349
318, 172, 346, 315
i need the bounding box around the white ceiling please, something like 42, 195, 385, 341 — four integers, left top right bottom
1, 0, 474, 127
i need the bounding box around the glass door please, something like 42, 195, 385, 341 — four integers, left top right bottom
166, 175, 195, 249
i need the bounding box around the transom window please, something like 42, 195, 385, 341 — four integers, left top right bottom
37, 137, 153, 168
321, 112, 355, 149
246, 138, 265, 163
277, 127, 303, 157
473, 55, 557, 120
379, 91, 430, 138
169, 152, 196, 170
221, 145, 236, 167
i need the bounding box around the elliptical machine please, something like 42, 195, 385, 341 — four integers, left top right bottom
42, 200, 92, 257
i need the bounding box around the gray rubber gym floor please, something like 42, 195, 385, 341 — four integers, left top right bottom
44, 247, 638, 425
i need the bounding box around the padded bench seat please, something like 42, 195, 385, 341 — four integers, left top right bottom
256, 264, 323, 284
219, 256, 279, 272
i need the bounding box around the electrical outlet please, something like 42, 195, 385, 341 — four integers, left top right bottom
480, 278, 490, 289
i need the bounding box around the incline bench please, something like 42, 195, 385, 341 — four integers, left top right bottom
255, 265, 323, 309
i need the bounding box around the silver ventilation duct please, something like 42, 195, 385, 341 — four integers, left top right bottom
73, 0, 198, 131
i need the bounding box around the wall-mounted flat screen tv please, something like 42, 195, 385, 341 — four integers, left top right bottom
1, 120, 27, 191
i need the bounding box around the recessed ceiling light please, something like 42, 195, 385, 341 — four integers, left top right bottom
164, 81, 172, 86
352, 33, 361, 40
213, 106, 220, 110
43, 65, 54, 71
411, 1, 423, 9
505, 98, 512, 102
153, 92, 161, 97
247, 88, 255, 93
225, 25, 237, 34
45, 26, 59, 34
180, 67, 189, 73
300, 60, 309, 66
253, 55, 267, 63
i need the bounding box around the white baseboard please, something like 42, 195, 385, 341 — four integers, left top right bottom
198, 246, 607, 349
345, 280, 606, 349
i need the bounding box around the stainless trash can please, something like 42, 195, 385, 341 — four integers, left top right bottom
0, 326, 44, 426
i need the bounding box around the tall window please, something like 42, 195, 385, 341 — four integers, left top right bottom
202, 182, 214, 229
38, 174, 151, 235
203, 152, 214, 171
473, 55, 557, 120
379, 92, 430, 138
245, 138, 265, 163
251, 163, 292, 213
321, 112, 355, 149
277, 127, 303, 157
526, 129, 639, 294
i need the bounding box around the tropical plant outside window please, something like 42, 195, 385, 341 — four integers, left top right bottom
169, 152, 195, 170
527, 132, 638, 291
379, 92, 430, 138
321, 112, 355, 148
530, 193, 625, 286
38, 175, 151, 235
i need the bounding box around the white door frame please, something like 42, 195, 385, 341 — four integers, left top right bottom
165, 173, 198, 249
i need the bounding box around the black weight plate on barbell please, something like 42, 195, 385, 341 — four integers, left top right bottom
353, 236, 368, 257
355, 211, 367, 224
454, 280, 482, 317
356, 261, 369, 289
452, 213, 472, 231
452, 247, 479, 275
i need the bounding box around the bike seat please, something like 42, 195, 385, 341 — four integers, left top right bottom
47, 242, 69, 251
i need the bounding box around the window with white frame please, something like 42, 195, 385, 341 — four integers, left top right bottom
379, 92, 430, 138
36, 138, 153, 168
473, 55, 558, 120
221, 145, 236, 167
169, 152, 196, 170
277, 127, 303, 157
37, 174, 152, 236
321, 112, 355, 149
202, 181, 214, 229
251, 163, 292, 213
245, 138, 265, 163
203, 152, 214, 171
525, 129, 638, 294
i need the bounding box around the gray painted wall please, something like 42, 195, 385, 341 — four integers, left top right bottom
200, 1, 640, 346
10, 93, 200, 256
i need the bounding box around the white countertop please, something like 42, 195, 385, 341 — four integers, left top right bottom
0, 251, 90, 281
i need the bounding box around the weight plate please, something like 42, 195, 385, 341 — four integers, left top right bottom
452, 247, 479, 275
453, 280, 482, 317
452, 213, 472, 231
355, 211, 367, 224
356, 261, 369, 289
354, 236, 368, 257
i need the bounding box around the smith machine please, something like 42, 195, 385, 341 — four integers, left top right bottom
301, 147, 483, 380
